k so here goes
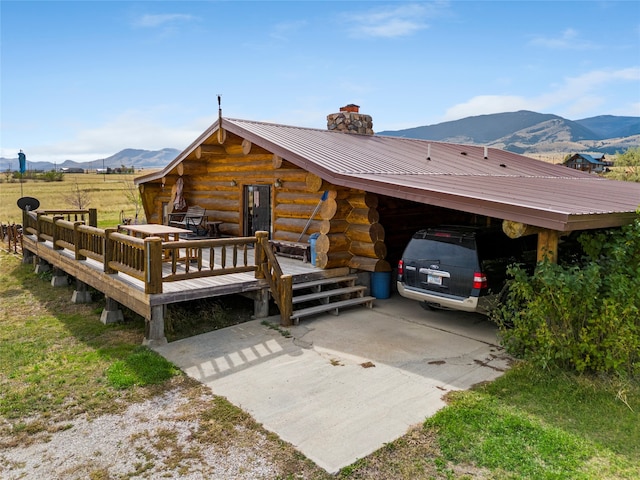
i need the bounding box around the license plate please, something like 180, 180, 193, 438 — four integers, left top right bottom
427, 274, 442, 286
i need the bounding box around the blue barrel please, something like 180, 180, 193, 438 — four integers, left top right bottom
371, 271, 391, 299
309, 233, 320, 266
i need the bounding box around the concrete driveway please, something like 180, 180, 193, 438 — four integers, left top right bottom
154, 295, 511, 473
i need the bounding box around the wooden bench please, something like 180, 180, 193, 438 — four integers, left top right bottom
271, 240, 310, 262
168, 206, 208, 235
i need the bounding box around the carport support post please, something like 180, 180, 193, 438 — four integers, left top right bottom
72, 280, 92, 303
100, 296, 124, 325
143, 305, 167, 347
537, 229, 559, 263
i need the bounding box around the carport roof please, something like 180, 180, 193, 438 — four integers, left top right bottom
137, 117, 640, 232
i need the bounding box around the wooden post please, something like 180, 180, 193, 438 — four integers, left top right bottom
145, 237, 163, 294
73, 222, 86, 260
52, 216, 64, 250
89, 208, 98, 227
537, 230, 559, 263
36, 212, 45, 242
280, 274, 293, 327
254, 231, 268, 279
104, 228, 117, 274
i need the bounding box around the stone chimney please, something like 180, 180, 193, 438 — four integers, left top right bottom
327, 104, 374, 135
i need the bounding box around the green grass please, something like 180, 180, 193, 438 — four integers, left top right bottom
0, 251, 180, 427
106, 346, 181, 389
0, 172, 150, 227
425, 363, 640, 479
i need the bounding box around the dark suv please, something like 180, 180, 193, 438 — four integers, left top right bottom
397, 225, 535, 314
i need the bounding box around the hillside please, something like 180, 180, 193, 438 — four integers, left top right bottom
378, 111, 640, 155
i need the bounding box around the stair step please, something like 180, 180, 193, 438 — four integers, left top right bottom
292, 285, 367, 304
291, 296, 376, 321
292, 275, 358, 291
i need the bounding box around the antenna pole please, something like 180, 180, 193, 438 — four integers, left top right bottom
217, 94, 223, 143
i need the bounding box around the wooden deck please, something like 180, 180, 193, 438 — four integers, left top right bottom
22, 233, 345, 311
20, 214, 349, 346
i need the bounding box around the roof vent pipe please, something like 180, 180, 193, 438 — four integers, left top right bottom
427, 144, 431, 161
484, 146, 488, 159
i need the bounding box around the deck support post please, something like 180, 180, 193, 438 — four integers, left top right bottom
143, 305, 167, 347
72, 280, 92, 303
253, 288, 270, 319
100, 296, 124, 325
34, 257, 51, 274
50, 267, 68, 287
22, 248, 34, 265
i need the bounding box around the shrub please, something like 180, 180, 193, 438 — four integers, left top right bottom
492, 218, 640, 377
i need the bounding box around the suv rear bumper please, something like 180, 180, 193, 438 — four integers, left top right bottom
397, 282, 480, 313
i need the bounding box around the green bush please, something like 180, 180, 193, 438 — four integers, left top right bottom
492, 218, 640, 377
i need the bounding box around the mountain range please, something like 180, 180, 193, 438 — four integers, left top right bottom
1, 148, 180, 173
2, 111, 638, 171
378, 110, 639, 155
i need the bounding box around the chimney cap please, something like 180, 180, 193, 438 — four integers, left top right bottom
340, 104, 360, 113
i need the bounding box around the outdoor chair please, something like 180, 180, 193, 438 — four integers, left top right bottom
168, 205, 208, 235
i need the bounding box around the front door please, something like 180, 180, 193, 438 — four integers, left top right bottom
244, 185, 271, 236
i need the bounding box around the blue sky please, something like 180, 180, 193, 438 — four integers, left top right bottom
1, 1, 639, 163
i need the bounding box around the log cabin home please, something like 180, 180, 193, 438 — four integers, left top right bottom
564, 153, 608, 173
135, 105, 640, 272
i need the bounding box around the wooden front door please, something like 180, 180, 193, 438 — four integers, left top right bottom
244, 185, 271, 236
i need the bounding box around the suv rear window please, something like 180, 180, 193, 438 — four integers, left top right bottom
402, 235, 478, 268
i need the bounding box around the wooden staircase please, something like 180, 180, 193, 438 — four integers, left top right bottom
290, 274, 376, 324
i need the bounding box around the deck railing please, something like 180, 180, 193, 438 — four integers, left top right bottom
38, 209, 97, 227
36, 213, 57, 243
22, 211, 293, 321
76, 224, 106, 262
256, 231, 293, 326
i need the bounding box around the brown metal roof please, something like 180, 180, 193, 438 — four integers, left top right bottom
136, 117, 640, 232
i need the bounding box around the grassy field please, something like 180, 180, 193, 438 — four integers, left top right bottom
1, 249, 638, 479
0, 172, 155, 228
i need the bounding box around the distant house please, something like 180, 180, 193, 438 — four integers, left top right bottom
564, 153, 607, 173
60, 167, 85, 174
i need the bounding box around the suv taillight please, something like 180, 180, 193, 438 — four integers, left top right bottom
397, 260, 404, 276
473, 272, 487, 289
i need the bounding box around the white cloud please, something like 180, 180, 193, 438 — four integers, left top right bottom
443, 67, 640, 120
528, 28, 596, 50
133, 13, 196, 28
15, 110, 213, 163
343, 2, 448, 39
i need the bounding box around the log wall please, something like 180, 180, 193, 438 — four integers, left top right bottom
139, 130, 395, 271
